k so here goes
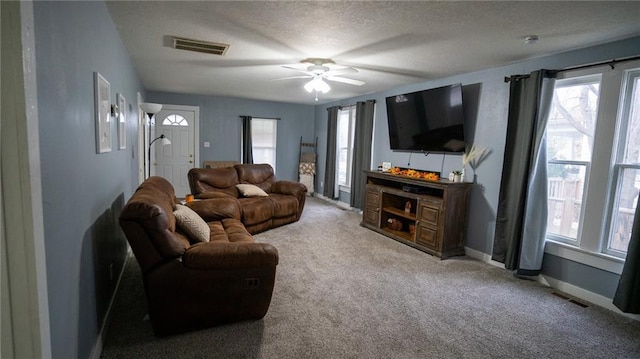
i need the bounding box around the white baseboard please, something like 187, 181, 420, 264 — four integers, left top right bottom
463, 246, 505, 268
464, 246, 639, 321
314, 193, 359, 212
89, 251, 132, 359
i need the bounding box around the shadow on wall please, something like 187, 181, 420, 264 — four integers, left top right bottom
462, 83, 482, 143
466, 183, 496, 255
78, 193, 128, 358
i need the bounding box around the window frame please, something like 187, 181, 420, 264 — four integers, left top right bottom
545, 73, 602, 246
544, 59, 640, 272
602, 68, 640, 257
337, 106, 356, 191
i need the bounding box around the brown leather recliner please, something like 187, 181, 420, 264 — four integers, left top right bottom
119, 176, 279, 336
188, 163, 307, 234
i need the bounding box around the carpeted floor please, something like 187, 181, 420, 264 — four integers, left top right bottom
101, 197, 640, 359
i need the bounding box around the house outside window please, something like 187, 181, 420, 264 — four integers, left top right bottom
337, 106, 356, 189
251, 118, 277, 171
545, 61, 640, 261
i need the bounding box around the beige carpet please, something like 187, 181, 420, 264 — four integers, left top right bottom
101, 197, 640, 358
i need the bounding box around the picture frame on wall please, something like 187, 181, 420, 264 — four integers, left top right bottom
117, 93, 126, 149
94, 72, 111, 153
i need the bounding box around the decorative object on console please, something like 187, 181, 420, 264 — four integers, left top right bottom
452, 170, 463, 183
387, 218, 403, 231
388, 167, 440, 181
462, 144, 490, 182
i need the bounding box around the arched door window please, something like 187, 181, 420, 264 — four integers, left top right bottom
162, 114, 189, 126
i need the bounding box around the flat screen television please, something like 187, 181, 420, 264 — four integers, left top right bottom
385, 83, 465, 153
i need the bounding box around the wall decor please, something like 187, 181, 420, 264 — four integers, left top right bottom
94, 72, 111, 153
117, 93, 126, 149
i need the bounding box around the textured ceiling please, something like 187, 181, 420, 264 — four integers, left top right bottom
107, 1, 640, 105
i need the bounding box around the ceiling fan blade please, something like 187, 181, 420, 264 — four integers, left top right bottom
282, 65, 313, 74
272, 75, 313, 81
325, 76, 365, 86
325, 67, 358, 76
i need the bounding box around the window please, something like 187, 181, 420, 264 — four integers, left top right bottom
162, 114, 188, 126
546, 75, 600, 243
251, 118, 277, 170
337, 106, 356, 189
545, 61, 640, 261
605, 69, 640, 256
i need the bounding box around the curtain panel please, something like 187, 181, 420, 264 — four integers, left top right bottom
240, 116, 253, 164
323, 107, 339, 199
350, 100, 376, 209
613, 191, 640, 313
492, 70, 555, 276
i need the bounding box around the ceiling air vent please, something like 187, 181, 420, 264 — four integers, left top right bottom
172, 36, 229, 56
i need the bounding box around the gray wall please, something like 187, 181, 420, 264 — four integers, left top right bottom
147, 91, 315, 181
314, 36, 640, 299
33, 2, 145, 358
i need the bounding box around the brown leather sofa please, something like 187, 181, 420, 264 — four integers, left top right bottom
188, 164, 307, 234
119, 176, 279, 336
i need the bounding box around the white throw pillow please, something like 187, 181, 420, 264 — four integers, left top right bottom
236, 184, 269, 197
173, 204, 210, 243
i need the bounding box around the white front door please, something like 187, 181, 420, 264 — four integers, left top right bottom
151, 105, 199, 197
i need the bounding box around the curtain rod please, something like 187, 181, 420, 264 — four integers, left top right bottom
504, 54, 640, 83
239, 116, 281, 120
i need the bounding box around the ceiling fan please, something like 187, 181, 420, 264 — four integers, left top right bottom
277, 58, 365, 100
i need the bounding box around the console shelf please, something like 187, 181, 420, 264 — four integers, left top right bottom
362, 171, 471, 259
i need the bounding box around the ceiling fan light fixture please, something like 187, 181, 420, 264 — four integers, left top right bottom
304, 76, 331, 94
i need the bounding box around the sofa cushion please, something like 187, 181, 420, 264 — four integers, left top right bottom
174, 204, 210, 243
188, 166, 239, 198
236, 184, 269, 197
208, 218, 254, 243
235, 163, 275, 193
268, 193, 299, 218
238, 197, 274, 226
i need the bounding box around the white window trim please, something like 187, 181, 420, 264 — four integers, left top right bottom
545, 240, 624, 274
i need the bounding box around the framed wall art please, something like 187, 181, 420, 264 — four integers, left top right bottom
117, 93, 126, 149
94, 72, 112, 153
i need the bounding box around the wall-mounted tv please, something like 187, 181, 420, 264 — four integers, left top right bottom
386, 83, 465, 153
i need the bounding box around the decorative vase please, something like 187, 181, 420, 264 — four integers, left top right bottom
454, 174, 462, 182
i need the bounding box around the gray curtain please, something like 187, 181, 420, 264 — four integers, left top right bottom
240, 116, 253, 164
323, 107, 339, 199
350, 100, 376, 209
613, 191, 640, 313
492, 70, 555, 276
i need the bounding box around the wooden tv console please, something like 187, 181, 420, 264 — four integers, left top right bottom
362, 171, 471, 259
